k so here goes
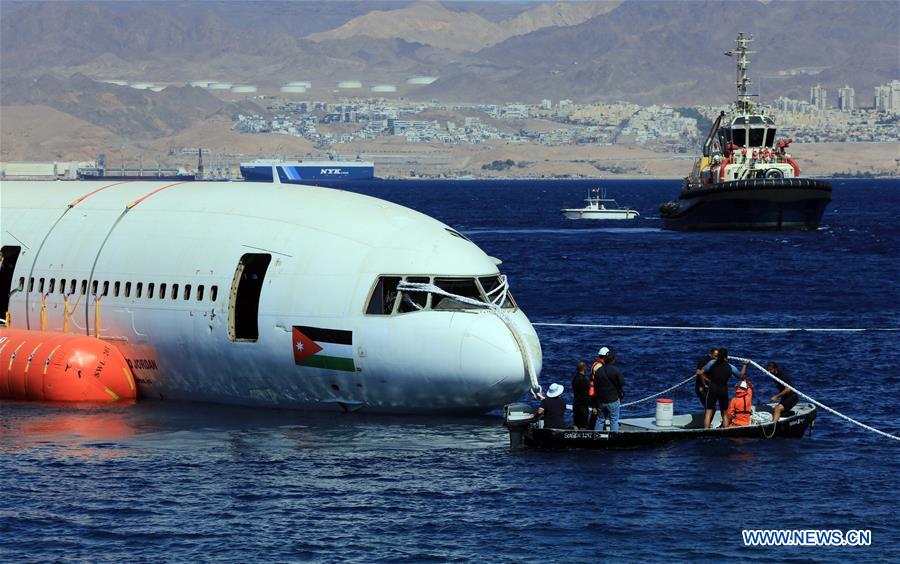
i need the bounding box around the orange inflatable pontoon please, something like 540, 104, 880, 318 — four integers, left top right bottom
0, 329, 137, 402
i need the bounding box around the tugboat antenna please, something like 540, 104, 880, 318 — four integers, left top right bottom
725, 32, 755, 111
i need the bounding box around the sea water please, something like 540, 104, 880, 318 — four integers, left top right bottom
1, 178, 898, 561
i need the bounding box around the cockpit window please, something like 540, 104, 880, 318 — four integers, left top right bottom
432, 278, 485, 310
366, 276, 401, 315
365, 275, 516, 315
398, 276, 429, 313
478, 276, 515, 308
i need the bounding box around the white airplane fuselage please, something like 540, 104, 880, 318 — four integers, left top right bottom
0, 180, 542, 413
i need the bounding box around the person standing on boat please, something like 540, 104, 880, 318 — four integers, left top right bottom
700, 348, 748, 428
588, 347, 609, 429
571, 361, 590, 430
767, 362, 798, 422
695, 348, 718, 409
592, 350, 624, 432
535, 383, 567, 429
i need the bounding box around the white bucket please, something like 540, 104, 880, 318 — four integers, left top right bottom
656, 398, 674, 427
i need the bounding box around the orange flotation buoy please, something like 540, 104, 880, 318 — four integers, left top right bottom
0, 329, 137, 402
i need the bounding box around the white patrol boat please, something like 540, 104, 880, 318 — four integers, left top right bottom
561, 187, 639, 220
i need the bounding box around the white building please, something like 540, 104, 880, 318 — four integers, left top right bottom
837, 85, 855, 111
809, 84, 827, 110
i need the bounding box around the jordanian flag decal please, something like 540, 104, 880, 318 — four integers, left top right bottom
292, 326, 355, 372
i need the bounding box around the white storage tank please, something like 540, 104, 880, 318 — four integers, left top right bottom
337, 80, 362, 89
407, 76, 438, 85
231, 85, 258, 93
655, 398, 674, 427
371, 84, 397, 93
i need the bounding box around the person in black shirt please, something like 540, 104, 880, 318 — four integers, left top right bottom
592, 351, 625, 432
536, 383, 567, 429
695, 348, 717, 409
767, 362, 798, 421
571, 361, 590, 429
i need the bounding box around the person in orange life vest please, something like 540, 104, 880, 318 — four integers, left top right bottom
571, 361, 590, 430
589, 346, 609, 429
726, 379, 754, 427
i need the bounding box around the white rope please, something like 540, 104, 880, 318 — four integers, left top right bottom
731, 355, 900, 443
620, 374, 696, 408
532, 322, 898, 333
397, 277, 542, 397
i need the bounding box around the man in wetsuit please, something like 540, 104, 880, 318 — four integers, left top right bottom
699, 348, 748, 428
767, 362, 799, 422
695, 348, 717, 409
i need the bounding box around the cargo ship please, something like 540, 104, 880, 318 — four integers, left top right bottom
240, 159, 376, 182
659, 33, 831, 231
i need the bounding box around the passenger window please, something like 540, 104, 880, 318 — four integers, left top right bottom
398, 276, 429, 313
59, 278, 66, 294
171, 284, 179, 300
478, 276, 514, 308
91, 280, 98, 295
29, 277, 34, 292
136, 282, 143, 298
18, 277, 24, 291
114, 281, 120, 297
102, 281, 109, 296
147, 282, 155, 299
433, 278, 484, 310
197, 285, 204, 301
81, 280, 87, 295
39, 278, 45, 293
159, 283, 167, 299
210, 285, 218, 301
48, 279, 56, 293
183, 284, 191, 300
366, 276, 401, 315
124, 282, 131, 298
69, 280, 76, 294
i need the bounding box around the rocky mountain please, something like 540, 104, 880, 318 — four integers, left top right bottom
0, 0, 896, 145
306, 0, 620, 51
0, 74, 229, 138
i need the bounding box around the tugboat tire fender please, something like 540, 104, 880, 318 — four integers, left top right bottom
785, 157, 800, 178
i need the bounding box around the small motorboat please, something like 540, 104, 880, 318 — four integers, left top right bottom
503, 402, 816, 449
561, 187, 639, 220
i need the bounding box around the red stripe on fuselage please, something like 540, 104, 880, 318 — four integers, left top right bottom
68, 181, 137, 208
127, 181, 190, 209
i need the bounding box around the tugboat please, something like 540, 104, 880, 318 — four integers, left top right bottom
660, 33, 831, 231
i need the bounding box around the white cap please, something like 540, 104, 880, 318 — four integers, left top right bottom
546, 383, 564, 398
738, 380, 748, 389
597, 346, 610, 357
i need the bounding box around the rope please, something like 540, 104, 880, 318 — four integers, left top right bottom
620, 374, 696, 408
730, 355, 900, 443
532, 322, 899, 333
397, 277, 542, 397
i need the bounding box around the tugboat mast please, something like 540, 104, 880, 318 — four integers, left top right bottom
725, 32, 755, 113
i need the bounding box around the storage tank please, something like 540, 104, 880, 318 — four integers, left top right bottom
208, 82, 233, 90
231, 85, 258, 93
285, 81, 312, 88
129, 82, 155, 90
337, 81, 363, 89
371, 84, 397, 93
407, 76, 438, 85
280, 85, 307, 93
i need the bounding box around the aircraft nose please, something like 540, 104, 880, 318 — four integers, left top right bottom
459, 311, 542, 407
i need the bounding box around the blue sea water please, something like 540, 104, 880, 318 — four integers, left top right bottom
2, 178, 899, 561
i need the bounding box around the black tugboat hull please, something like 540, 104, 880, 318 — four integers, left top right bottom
509, 404, 816, 450
661, 178, 832, 231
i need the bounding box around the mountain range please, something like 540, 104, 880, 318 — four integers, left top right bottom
1, 0, 897, 146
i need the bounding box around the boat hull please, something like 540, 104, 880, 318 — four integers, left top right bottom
561, 209, 639, 220
661, 178, 832, 231
510, 404, 816, 449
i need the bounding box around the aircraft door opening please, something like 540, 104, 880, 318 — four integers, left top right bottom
227, 253, 271, 342
0, 246, 22, 323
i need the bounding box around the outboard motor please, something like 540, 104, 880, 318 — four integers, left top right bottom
503, 402, 536, 449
